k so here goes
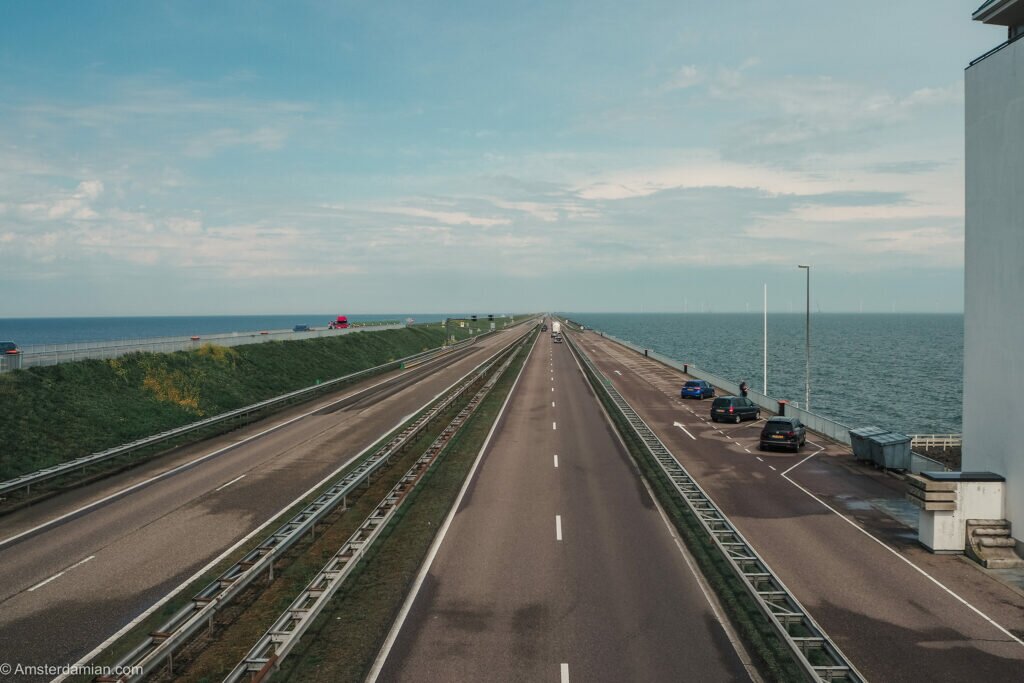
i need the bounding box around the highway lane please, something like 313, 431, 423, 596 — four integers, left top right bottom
376, 328, 751, 682
0, 329, 527, 675
579, 330, 1024, 681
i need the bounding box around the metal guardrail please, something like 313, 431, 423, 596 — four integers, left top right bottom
590, 329, 948, 473
0, 338, 479, 498
96, 327, 532, 682
566, 332, 864, 683
223, 338, 525, 681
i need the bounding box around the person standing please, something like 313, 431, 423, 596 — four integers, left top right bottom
739, 381, 749, 397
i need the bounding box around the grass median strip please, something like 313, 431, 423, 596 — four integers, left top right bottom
117, 335, 529, 682
271, 333, 532, 682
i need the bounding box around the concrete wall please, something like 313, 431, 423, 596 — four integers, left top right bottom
964, 39, 1024, 534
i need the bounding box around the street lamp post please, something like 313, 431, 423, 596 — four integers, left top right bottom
797, 265, 810, 411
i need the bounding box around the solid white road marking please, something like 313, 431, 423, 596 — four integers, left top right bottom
561, 663, 570, 683
215, 474, 246, 492
781, 454, 1024, 648
555, 515, 563, 541
28, 555, 95, 592
554, 455, 559, 468
0, 354, 470, 550
366, 330, 540, 682
672, 421, 697, 440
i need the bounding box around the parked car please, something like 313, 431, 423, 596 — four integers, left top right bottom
680, 380, 715, 400
759, 416, 807, 452
293, 324, 310, 332
1, 341, 20, 355
711, 396, 760, 423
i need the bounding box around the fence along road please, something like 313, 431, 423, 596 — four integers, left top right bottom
0, 326, 530, 681
375, 326, 751, 682
576, 329, 1024, 681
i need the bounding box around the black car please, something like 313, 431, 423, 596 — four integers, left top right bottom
0, 341, 19, 355
759, 416, 807, 452
710, 396, 760, 423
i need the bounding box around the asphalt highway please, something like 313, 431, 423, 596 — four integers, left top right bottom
0, 329, 525, 677
578, 330, 1024, 681
376, 328, 751, 682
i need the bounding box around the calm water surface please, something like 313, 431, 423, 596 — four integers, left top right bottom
567, 313, 963, 435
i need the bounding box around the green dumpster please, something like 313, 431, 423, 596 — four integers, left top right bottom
869, 431, 912, 470
849, 426, 887, 462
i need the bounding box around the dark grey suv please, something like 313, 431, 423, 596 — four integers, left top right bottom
759, 416, 807, 452
710, 396, 760, 423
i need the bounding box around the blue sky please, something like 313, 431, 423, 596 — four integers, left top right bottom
0, 1, 1000, 315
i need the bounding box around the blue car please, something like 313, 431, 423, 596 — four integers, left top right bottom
680, 380, 715, 400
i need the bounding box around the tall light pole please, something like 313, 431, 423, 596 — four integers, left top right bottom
797, 265, 810, 410
763, 283, 768, 395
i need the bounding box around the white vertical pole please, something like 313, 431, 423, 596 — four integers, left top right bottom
763, 283, 768, 394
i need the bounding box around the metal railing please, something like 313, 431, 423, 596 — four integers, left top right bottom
223, 337, 526, 681
591, 329, 947, 473
98, 328, 532, 682
566, 332, 863, 682
909, 434, 962, 450
3, 323, 405, 373
0, 338, 480, 498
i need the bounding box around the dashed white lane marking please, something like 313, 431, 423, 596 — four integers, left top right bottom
768, 465, 777, 471
551, 387, 554, 392
744, 448, 751, 453
672, 421, 697, 440
553, 454, 559, 468
613, 370, 622, 375
552, 401, 556, 407
28, 555, 95, 592
756, 456, 763, 462
555, 515, 563, 541
780, 443, 1024, 649
561, 663, 570, 683
215, 474, 246, 491
552, 421, 557, 430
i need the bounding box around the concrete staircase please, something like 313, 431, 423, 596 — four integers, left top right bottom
966, 519, 1024, 569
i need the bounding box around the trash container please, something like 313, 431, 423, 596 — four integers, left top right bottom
849, 426, 887, 462
870, 431, 912, 470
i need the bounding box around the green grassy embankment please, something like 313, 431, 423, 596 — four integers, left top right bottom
0, 325, 452, 481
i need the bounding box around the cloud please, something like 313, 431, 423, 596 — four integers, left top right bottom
184, 126, 289, 157
665, 65, 702, 90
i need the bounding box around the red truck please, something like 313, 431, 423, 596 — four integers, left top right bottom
328, 315, 349, 330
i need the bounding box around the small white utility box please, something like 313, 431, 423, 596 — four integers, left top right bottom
907, 472, 1006, 552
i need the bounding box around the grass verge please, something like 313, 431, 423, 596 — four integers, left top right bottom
0, 324, 460, 482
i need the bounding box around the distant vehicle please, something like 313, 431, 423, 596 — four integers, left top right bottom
328, 315, 349, 330
759, 416, 807, 452
259, 331, 270, 335
542, 324, 548, 332
553, 335, 563, 344
293, 324, 311, 332
551, 321, 561, 336
0, 341, 20, 355
710, 396, 760, 423
680, 380, 715, 400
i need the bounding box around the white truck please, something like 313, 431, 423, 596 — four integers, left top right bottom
551, 321, 561, 337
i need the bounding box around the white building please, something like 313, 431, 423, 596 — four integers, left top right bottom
964, 0, 1024, 541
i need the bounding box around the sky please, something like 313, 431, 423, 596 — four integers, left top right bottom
0, 1, 1002, 316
